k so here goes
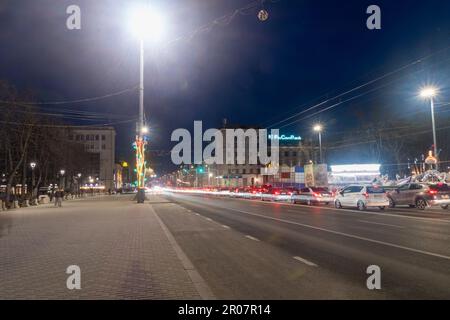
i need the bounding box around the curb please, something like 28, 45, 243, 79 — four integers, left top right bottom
150, 205, 216, 300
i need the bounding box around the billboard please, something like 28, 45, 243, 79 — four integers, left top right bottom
304, 164, 328, 187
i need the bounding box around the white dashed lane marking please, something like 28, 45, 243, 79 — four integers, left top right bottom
358, 220, 404, 228
293, 256, 318, 267
245, 235, 260, 241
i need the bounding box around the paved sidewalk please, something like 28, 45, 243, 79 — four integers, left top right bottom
0, 195, 201, 299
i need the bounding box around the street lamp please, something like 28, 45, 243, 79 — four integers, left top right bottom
77, 173, 82, 197
313, 124, 323, 164
420, 86, 438, 169
128, 4, 165, 203
60, 169, 65, 190
30, 162, 36, 205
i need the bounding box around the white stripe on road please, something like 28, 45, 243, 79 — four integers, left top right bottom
293, 256, 318, 267
245, 235, 260, 241
358, 220, 404, 228
222, 225, 230, 229
205, 217, 213, 222
227, 208, 450, 261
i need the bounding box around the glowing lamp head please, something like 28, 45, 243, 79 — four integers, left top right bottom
141, 126, 149, 134
30, 162, 36, 169
128, 5, 165, 41
60, 170, 65, 176
420, 87, 437, 98
313, 124, 323, 132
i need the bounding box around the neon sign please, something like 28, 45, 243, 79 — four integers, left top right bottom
268, 134, 301, 141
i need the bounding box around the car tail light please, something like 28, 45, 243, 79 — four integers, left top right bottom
429, 189, 438, 195
313, 192, 321, 198
275, 191, 280, 195
363, 192, 369, 198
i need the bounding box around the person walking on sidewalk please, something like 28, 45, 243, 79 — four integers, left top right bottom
54, 189, 63, 207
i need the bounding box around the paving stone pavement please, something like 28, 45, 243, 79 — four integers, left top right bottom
0, 195, 201, 299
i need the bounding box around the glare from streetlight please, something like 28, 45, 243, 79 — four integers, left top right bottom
141, 126, 149, 134
313, 124, 323, 132
60, 169, 65, 176
30, 162, 36, 169
420, 87, 437, 98
128, 5, 165, 41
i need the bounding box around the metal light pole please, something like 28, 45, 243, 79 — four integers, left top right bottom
77, 173, 82, 197
420, 87, 438, 170
129, 5, 164, 203
313, 125, 323, 164
30, 162, 36, 204
60, 169, 65, 191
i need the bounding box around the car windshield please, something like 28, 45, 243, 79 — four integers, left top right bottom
311, 187, 329, 192
367, 187, 385, 193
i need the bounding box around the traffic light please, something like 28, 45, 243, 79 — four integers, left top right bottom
196, 166, 204, 174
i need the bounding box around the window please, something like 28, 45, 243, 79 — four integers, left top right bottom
350, 186, 364, 193
366, 187, 385, 193
101, 135, 106, 141
95, 135, 99, 141
68, 135, 73, 140
292, 151, 297, 157
284, 151, 289, 157
86, 135, 90, 141
102, 144, 106, 150
76, 135, 80, 141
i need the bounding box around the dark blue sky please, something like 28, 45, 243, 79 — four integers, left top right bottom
1, 0, 449, 171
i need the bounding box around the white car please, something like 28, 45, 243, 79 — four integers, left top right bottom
292, 187, 334, 205
334, 185, 389, 211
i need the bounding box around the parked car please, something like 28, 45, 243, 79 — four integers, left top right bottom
386, 182, 450, 210
292, 187, 333, 205
261, 187, 291, 201
334, 185, 389, 211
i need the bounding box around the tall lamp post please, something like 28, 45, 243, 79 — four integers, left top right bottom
129, 5, 165, 203
420, 87, 438, 170
77, 173, 82, 197
313, 124, 323, 164
30, 162, 36, 205
60, 169, 65, 191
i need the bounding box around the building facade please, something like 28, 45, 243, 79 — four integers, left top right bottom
67, 126, 116, 190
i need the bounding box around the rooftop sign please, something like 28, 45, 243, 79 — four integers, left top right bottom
268, 134, 301, 141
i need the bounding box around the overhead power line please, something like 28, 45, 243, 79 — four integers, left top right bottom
266, 45, 450, 129
0, 85, 138, 106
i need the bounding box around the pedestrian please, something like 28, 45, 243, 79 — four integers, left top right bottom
55, 189, 63, 207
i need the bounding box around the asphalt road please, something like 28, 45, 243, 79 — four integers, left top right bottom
155, 192, 450, 299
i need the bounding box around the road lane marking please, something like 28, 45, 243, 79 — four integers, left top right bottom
222, 225, 230, 229
293, 256, 318, 267
245, 235, 260, 241
226, 208, 450, 261
358, 220, 404, 228
205, 217, 213, 222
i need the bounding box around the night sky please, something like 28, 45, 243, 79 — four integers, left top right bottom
1, 0, 449, 173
